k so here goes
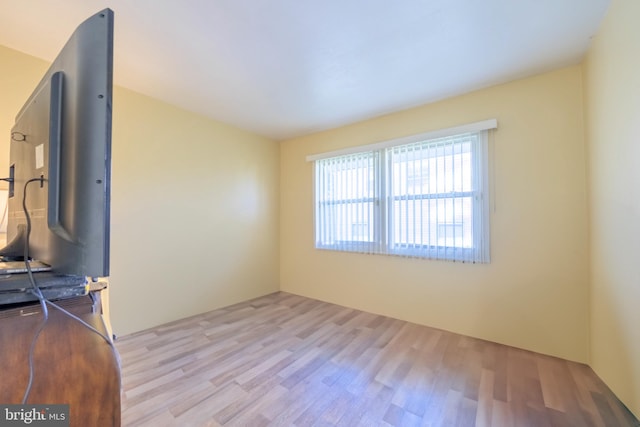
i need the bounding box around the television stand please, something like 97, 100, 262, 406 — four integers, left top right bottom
0, 285, 121, 426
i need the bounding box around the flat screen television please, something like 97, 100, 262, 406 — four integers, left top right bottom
0, 9, 113, 279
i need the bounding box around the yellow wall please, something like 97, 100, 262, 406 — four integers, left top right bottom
0, 45, 281, 335
109, 86, 280, 335
583, 0, 640, 418
280, 66, 590, 363
0, 46, 49, 180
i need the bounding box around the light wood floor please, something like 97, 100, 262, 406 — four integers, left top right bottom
116, 292, 639, 426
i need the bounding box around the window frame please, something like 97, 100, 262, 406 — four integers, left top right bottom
314, 151, 381, 253
309, 120, 495, 263
384, 134, 486, 261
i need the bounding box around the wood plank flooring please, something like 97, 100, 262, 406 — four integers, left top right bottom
116, 292, 639, 426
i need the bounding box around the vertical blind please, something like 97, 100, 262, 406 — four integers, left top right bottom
313, 124, 492, 263
315, 151, 381, 254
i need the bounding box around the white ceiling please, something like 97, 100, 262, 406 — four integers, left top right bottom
0, 0, 610, 140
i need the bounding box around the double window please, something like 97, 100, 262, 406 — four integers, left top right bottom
311, 121, 494, 263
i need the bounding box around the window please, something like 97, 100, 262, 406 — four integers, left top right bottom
311, 121, 494, 263
315, 151, 380, 253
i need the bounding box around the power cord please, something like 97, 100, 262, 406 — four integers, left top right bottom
19, 177, 115, 404
21, 177, 49, 404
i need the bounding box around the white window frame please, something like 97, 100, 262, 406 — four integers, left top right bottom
309, 120, 496, 263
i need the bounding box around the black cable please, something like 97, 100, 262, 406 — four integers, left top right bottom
44, 299, 114, 346
21, 177, 49, 404
19, 177, 115, 403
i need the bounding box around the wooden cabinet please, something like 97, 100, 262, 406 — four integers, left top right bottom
0, 290, 121, 426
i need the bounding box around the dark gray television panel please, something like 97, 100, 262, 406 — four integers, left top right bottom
1, 9, 113, 278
